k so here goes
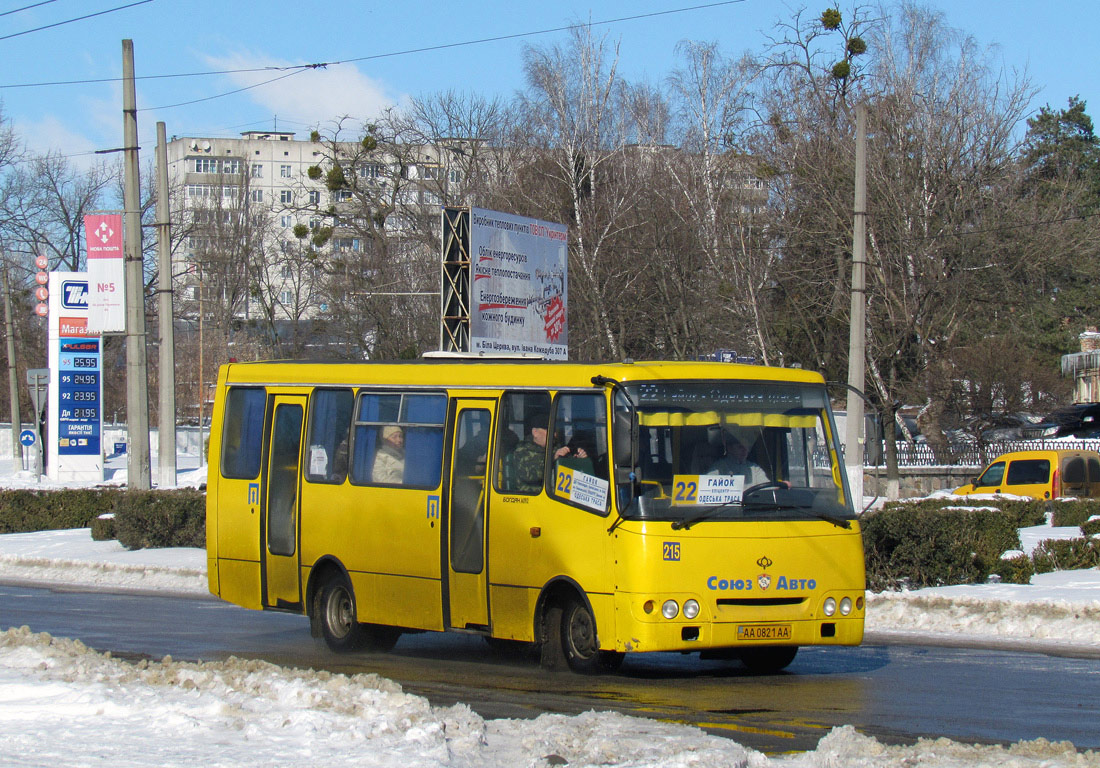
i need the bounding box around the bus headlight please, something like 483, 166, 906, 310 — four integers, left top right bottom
661, 600, 680, 619
823, 597, 837, 617
840, 597, 853, 616
683, 599, 700, 619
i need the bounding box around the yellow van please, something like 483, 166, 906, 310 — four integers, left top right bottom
954, 449, 1100, 500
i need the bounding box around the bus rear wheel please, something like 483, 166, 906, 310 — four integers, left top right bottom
317, 575, 402, 653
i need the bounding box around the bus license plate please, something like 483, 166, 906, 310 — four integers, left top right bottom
737, 624, 792, 641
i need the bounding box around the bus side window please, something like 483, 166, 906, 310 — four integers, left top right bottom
548, 392, 609, 510
496, 391, 551, 494
305, 389, 353, 484
221, 387, 266, 480
349, 391, 446, 489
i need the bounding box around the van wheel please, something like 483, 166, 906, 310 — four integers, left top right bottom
318, 575, 367, 652
739, 646, 798, 674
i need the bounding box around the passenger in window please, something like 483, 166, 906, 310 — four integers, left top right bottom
556, 432, 596, 476
373, 426, 405, 484
510, 411, 553, 493
707, 429, 769, 486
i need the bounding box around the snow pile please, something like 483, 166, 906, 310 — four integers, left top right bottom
0, 528, 207, 594
866, 587, 1100, 646
2, 626, 1096, 768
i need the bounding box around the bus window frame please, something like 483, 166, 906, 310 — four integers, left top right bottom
219, 386, 267, 481
303, 387, 355, 486
348, 389, 448, 490
547, 391, 612, 516
493, 390, 553, 496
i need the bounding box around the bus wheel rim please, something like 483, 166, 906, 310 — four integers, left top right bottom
327, 585, 354, 639
567, 604, 596, 659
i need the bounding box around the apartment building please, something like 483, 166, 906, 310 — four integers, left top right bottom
165, 130, 470, 327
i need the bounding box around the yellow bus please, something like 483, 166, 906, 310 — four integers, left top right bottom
206, 358, 864, 673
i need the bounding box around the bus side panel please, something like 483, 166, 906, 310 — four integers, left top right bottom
218, 558, 264, 610
487, 585, 537, 641
206, 369, 264, 606
488, 495, 615, 643
300, 484, 444, 632
351, 572, 445, 632
205, 368, 227, 596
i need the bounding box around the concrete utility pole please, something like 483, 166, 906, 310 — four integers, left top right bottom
122, 39, 151, 490
155, 122, 176, 487
845, 104, 868, 509
2, 263, 21, 464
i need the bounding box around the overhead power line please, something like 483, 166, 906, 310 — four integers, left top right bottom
0, 0, 745, 90
0, 0, 61, 19
0, 0, 155, 42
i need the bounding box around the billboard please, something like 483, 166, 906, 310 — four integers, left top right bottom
84, 212, 125, 333
468, 208, 568, 359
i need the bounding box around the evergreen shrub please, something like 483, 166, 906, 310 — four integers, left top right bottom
0, 487, 205, 550
90, 513, 116, 541
1031, 537, 1100, 574
0, 488, 122, 533
862, 499, 1021, 590
113, 489, 206, 550
992, 553, 1035, 585
1049, 500, 1100, 528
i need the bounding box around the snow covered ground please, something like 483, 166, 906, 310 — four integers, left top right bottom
2, 459, 1100, 766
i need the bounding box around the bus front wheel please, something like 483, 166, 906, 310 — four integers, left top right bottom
543, 597, 620, 674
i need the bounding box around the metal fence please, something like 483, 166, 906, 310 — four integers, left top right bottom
857, 439, 1100, 468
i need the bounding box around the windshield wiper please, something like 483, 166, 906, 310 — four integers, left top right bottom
670, 500, 740, 530
739, 495, 852, 529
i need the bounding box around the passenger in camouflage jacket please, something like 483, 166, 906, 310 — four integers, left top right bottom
509, 411, 550, 493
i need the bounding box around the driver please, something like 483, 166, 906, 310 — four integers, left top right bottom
707, 429, 769, 487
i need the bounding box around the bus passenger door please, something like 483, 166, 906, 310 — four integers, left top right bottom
262, 394, 306, 610
445, 400, 495, 631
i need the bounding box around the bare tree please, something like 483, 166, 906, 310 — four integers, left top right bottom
304, 114, 440, 358
861, 3, 1033, 452
666, 40, 777, 362
5, 152, 115, 270
514, 24, 647, 360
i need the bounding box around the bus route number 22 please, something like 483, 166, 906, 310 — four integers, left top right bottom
674, 479, 697, 504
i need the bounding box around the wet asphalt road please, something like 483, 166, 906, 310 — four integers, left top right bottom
3, 582, 1099, 754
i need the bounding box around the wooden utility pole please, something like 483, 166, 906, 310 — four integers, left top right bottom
845, 104, 867, 509
155, 122, 176, 486
122, 39, 151, 489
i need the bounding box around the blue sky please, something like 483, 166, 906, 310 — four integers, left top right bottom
0, 0, 1096, 160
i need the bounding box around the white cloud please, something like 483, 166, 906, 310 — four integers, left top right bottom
14, 114, 100, 165
202, 50, 399, 128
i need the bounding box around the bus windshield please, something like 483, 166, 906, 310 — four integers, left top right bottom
619, 381, 853, 526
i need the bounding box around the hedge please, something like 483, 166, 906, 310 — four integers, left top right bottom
863, 497, 1100, 591
0, 487, 205, 550
113, 489, 206, 550
0, 488, 122, 533
861, 500, 1022, 590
